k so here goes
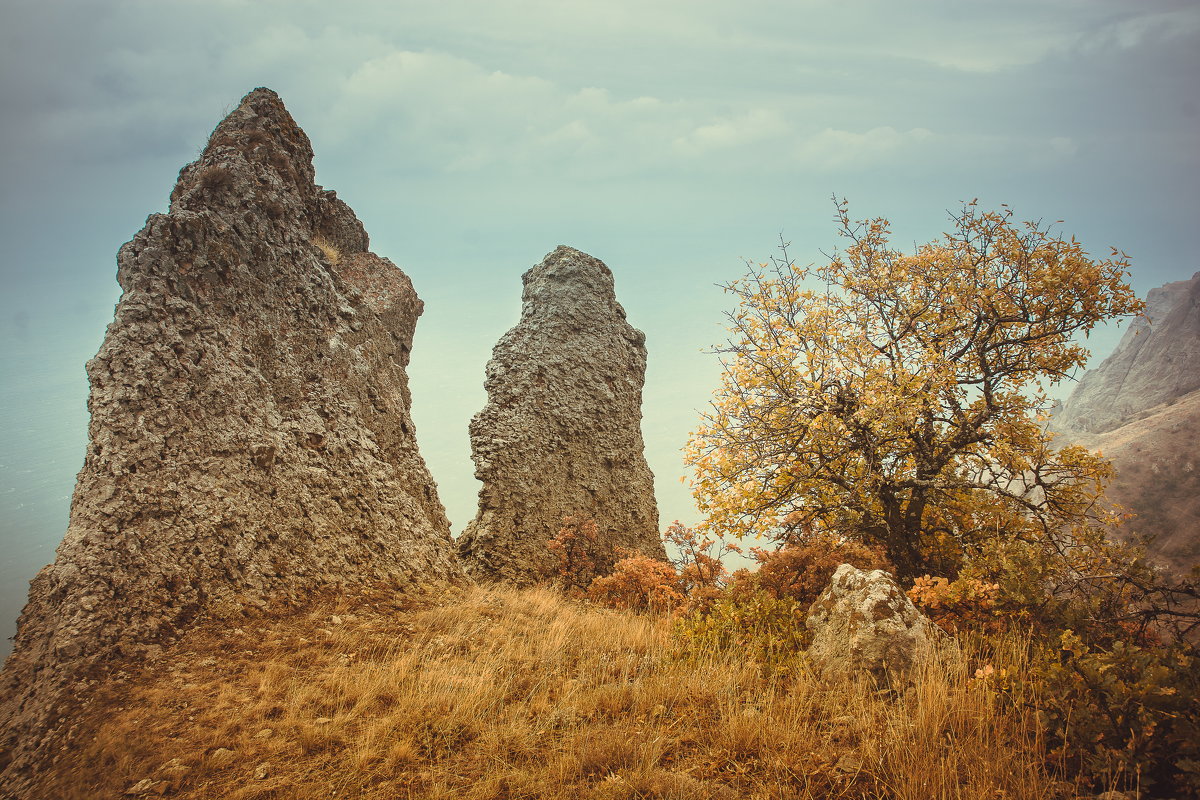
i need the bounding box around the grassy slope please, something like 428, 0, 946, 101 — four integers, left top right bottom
35, 583, 1073, 800
1069, 389, 1200, 575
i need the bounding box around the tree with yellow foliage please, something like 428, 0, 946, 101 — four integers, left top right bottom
686, 199, 1144, 580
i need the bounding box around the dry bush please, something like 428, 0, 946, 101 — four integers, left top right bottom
547, 515, 611, 591
662, 520, 741, 593
197, 164, 233, 192
312, 235, 341, 266
588, 550, 684, 612
242, 128, 270, 149
738, 531, 893, 608
908, 574, 1004, 634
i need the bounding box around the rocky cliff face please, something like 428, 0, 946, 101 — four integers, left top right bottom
1054, 271, 1200, 574
458, 246, 663, 583
1055, 272, 1200, 435
0, 88, 458, 788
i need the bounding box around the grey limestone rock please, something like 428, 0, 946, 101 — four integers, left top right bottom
0, 88, 458, 790
458, 246, 663, 583
1055, 271, 1200, 434
805, 564, 943, 686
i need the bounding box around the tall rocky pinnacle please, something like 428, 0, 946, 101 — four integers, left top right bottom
0, 88, 458, 788
458, 246, 664, 583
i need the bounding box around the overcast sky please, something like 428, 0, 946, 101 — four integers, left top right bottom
1, 0, 1198, 649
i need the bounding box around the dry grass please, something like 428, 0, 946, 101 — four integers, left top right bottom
34, 583, 1077, 799
196, 164, 233, 193
312, 235, 342, 266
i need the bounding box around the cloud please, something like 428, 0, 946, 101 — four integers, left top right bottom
321, 47, 1066, 180
1072, 5, 1200, 53
1049, 137, 1078, 158
5, 0, 1191, 185
0, 0, 1190, 218
671, 108, 791, 158
789, 126, 932, 170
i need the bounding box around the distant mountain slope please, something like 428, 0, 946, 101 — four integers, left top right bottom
1055, 272, 1200, 435
1054, 272, 1200, 574
1063, 390, 1200, 573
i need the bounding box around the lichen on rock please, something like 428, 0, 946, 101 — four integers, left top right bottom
458, 245, 664, 584
0, 88, 458, 790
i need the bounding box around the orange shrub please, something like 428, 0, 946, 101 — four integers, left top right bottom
662, 520, 740, 593
587, 551, 684, 613
733, 532, 892, 608
907, 575, 1003, 634
546, 516, 608, 593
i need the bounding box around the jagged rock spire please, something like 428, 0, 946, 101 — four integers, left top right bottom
1055, 271, 1200, 434
0, 88, 458, 790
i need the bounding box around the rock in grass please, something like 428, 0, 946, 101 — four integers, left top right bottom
805, 564, 943, 686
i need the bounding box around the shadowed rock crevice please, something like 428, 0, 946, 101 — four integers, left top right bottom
0, 88, 458, 790
458, 246, 664, 583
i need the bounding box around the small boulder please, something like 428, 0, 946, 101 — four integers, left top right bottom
805, 564, 942, 685
123, 778, 159, 796
209, 747, 237, 768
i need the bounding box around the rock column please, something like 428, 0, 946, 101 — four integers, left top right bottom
0, 88, 459, 789
458, 246, 663, 583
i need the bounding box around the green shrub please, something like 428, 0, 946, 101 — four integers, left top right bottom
906, 529, 1200, 792
673, 590, 807, 672
1007, 631, 1200, 795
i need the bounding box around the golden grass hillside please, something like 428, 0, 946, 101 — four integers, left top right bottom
34, 582, 1078, 799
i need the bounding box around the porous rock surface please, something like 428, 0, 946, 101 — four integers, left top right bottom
0, 88, 457, 789
458, 246, 663, 582
805, 564, 942, 685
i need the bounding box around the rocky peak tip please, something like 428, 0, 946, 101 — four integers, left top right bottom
545, 245, 599, 262
534, 245, 612, 275
167, 86, 319, 213
227, 87, 294, 124
521, 246, 618, 311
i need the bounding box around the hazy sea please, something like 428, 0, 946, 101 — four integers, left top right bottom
0, 302, 109, 660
